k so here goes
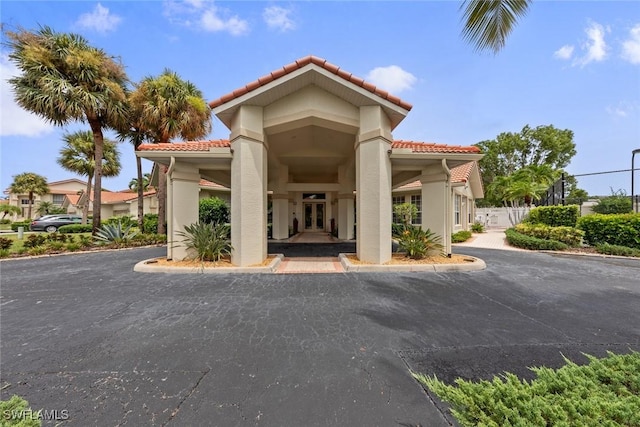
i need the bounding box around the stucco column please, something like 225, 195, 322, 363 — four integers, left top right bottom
337, 195, 355, 240
230, 106, 267, 267
356, 106, 392, 264
168, 162, 200, 260
272, 195, 289, 239
420, 170, 451, 256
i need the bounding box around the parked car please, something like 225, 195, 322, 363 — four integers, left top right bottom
30, 215, 83, 232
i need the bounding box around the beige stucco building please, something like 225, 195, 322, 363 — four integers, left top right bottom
3, 178, 87, 220
137, 56, 483, 266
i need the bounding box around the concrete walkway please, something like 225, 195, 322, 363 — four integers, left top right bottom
453, 227, 524, 251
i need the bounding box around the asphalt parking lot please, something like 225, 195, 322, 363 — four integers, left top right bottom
1, 247, 639, 426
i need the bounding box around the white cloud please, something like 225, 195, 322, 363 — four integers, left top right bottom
75, 3, 122, 34
606, 101, 635, 118
263, 6, 296, 32
621, 24, 640, 64
163, 0, 249, 36
553, 44, 574, 60
574, 21, 609, 67
365, 65, 417, 94
0, 56, 55, 137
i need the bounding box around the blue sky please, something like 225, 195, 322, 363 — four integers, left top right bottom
1, 1, 639, 197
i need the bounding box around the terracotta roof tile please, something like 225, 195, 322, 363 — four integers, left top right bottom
137, 139, 479, 154
200, 179, 229, 189
137, 140, 231, 151
396, 162, 477, 190
209, 55, 413, 111
65, 194, 81, 205
101, 189, 156, 204
392, 140, 481, 154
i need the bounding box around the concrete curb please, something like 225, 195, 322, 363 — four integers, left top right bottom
133, 254, 284, 274
339, 253, 486, 272
0, 244, 166, 262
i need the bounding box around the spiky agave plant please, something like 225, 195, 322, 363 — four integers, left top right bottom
177, 222, 231, 262
94, 220, 139, 247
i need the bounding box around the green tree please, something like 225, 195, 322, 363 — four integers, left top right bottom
199, 197, 230, 225
128, 173, 151, 192
460, 0, 532, 53
35, 201, 66, 217
57, 130, 121, 224
9, 172, 49, 220
476, 125, 577, 206
5, 26, 129, 233
0, 204, 22, 219
592, 189, 632, 214
129, 70, 212, 234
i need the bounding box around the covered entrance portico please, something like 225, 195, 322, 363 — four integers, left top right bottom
137, 56, 482, 267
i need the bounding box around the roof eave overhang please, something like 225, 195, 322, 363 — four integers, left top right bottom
212, 65, 411, 131
136, 148, 233, 165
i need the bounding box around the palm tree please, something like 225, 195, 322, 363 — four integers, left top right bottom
57, 130, 121, 224
1, 205, 23, 220
460, 0, 531, 53
6, 26, 129, 233
128, 173, 151, 192
9, 172, 49, 220
35, 201, 65, 217
129, 69, 212, 234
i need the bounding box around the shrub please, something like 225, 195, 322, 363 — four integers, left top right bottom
592, 189, 632, 214
505, 228, 568, 251
104, 215, 136, 228
577, 213, 640, 249
0, 237, 13, 250
11, 221, 31, 232
131, 233, 167, 246
142, 213, 159, 234
58, 224, 93, 233
470, 222, 484, 233
199, 197, 229, 225
396, 226, 443, 259
0, 395, 41, 427
46, 232, 69, 243
94, 220, 139, 247
46, 241, 65, 251
414, 351, 640, 427
78, 235, 93, 247
595, 243, 640, 258
526, 205, 580, 227
65, 242, 81, 252
27, 246, 46, 256
452, 230, 472, 243
393, 203, 418, 225
23, 234, 46, 249
392, 223, 409, 237
177, 222, 232, 262
0, 218, 11, 224
514, 223, 584, 247
0, 249, 9, 258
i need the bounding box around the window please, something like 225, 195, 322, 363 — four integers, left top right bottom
454, 195, 462, 225
21, 199, 31, 205
410, 195, 421, 225
52, 194, 65, 205
392, 196, 405, 223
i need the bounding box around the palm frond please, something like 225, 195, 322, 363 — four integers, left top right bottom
460, 0, 531, 53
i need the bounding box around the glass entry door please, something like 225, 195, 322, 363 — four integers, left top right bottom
303, 203, 325, 231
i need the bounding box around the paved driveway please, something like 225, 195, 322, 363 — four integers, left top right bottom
1, 247, 639, 426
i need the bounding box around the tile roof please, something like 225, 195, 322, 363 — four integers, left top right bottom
65, 193, 81, 205
100, 190, 157, 204
137, 140, 231, 151
392, 140, 482, 154
396, 161, 478, 190
209, 55, 413, 111
137, 140, 481, 154
200, 179, 228, 189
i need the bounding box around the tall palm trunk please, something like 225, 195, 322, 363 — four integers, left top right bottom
136, 154, 144, 231
88, 118, 104, 234
27, 191, 33, 220
157, 163, 167, 235
83, 174, 93, 224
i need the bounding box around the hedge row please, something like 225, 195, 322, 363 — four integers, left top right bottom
595, 243, 640, 258
505, 228, 568, 251
514, 223, 584, 247
58, 224, 94, 233
577, 213, 640, 249
526, 205, 580, 227
452, 230, 472, 243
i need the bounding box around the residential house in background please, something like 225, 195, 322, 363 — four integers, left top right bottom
3, 178, 88, 220
65, 189, 158, 219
